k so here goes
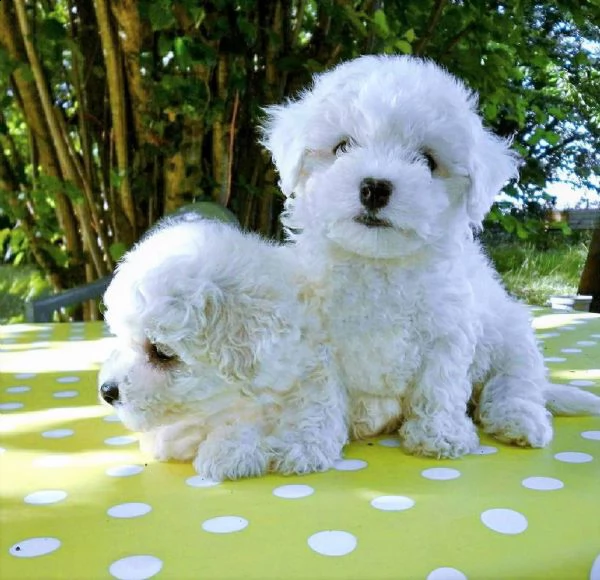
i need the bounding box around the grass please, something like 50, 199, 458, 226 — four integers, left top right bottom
486, 241, 587, 306
0, 239, 589, 322
0, 264, 50, 324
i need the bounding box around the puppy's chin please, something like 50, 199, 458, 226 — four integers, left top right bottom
114, 406, 156, 432
326, 221, 425, 259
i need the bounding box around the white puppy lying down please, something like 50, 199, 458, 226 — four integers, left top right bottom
262, 54, 600, 458
98, 215, 347, 480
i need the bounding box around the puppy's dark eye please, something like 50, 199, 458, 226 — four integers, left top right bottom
333, 139, 352, 156
422, 151, 438, 172
146, 341, 177, 363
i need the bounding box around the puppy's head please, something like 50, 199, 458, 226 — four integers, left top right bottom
262, 55, 518, 258
98, 218, 286, 431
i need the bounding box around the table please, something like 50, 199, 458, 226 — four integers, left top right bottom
1, 311, 599, 579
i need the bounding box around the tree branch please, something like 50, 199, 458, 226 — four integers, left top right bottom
414, 0, 448, 55
441, 21, 475, 56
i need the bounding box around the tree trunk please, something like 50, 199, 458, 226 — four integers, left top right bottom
578, 227, 600, 313
95, 0, 136, 242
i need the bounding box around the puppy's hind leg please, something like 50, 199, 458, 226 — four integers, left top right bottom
476, 374, 553, 448
475, 312, 553, 448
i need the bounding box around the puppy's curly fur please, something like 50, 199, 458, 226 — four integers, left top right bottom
98, 216, 347, 480
262, 55, 600, 458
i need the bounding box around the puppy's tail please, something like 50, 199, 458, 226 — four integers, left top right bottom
545, 383, 600, 416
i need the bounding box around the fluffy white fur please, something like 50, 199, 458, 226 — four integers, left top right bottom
98, 215, 347, 480
262, 54, 600, 458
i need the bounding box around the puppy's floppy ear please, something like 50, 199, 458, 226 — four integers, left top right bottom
144, 278, 287, 383
260, 102, 306, 197
466, 129, 520, 226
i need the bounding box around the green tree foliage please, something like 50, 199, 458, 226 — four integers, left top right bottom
0, 0, 599, 303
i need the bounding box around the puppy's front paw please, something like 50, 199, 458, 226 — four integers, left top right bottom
192, 426, 269, 481
479, 400, 553, 448
272, 442, 338, 475
399, 415, 479, 459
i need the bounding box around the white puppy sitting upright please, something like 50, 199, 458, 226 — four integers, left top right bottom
262, 55, 600, 458
98, 215, 347, 480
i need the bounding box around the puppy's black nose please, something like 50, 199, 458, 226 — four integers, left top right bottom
100, 381, 120, 405
360, 178, 393, 211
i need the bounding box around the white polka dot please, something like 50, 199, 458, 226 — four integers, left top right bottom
0, 447, 6, 454
333, 459, 367, 471
24, 490, 68, 505
591, 334, 600, 339
104, 435, 137, 446
185, 476, 221, 488
590, 554, 600, 580
103, 414, 122, 423
427, 567, 468, 580
68, 336, 85, 341
561, 348, 582, 354
53, 390, 79, 399
56, 376, 80, 384
109, 555, 163, 580
481, 508, 528, 535
6, 386, 31, 393
0, 402, 24, 410
34, 455, 71, 468
561, 326, 577, 331
537, 332, 560, 339
422, 468, 461, 480
378, 438, 401, 448
41, 429, 74, 439
10, 537, 61, 558
273, 484, 314, 499
106, 464, 144, 477
471, 445, 498, 455
522, 476, 564, 491
107, 503, 152, 518
307, 530, 357, 556
570, 380, 595, 387
544, 357, 567, 363
554, 451, 593, 463
201, 516, 248, 533
577, 340, 597, 346
14, 373, 36, 379
371, 495, 415, 511
582, 431, 600, 441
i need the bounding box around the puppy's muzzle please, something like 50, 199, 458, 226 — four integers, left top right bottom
100, 381, 120, 405
360, 178, 393, 211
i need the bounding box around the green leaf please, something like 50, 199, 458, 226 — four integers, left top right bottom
515, 221, 529, 240
404, 29, 416, 42
394, 40, 412, 54
373, 10, 389, 37
157, 35, 172, 58
543, 131, 560, 146
174, 37, 191, 68
40, 18, 66, 42
149, 2, 176, 31
109, 242, 128, 262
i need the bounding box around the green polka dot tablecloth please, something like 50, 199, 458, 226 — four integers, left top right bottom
1, 311, 599, 580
